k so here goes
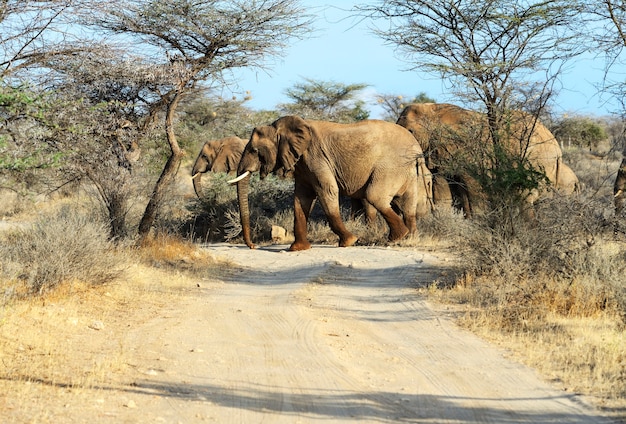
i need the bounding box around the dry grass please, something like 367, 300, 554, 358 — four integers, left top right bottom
136, 231, 224, 274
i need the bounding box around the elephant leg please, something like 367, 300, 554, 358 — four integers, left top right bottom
363, 200, 378, 224
290, 184, 315, 252
316, 186, 358, 247
395, 197, 417, 236
379, 206, 409, 241
350, 198, 377, 224
366, 193, 409, 242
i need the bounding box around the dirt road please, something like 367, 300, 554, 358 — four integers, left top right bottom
97, 243, 610, 423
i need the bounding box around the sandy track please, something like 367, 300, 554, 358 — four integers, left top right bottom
103, 243, 612, 423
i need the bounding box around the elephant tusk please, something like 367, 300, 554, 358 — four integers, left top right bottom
191, 172, 201, 180
227, 171, 250, 185
615, 189, 623, 198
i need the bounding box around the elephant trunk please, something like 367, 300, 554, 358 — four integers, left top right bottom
234, 171, 255, 249
191, 155, 208, 198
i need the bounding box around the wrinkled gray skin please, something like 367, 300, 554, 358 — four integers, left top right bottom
234, 115, 432, 251
191, 136, 246, 198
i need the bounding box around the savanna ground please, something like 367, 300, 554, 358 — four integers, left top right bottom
0, 146, 625, 422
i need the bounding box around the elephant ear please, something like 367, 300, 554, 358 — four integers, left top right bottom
275, 116, 312, 172
212, 144, 238, 173
208, 144, 228, 173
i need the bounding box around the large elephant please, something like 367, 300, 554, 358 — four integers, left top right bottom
229, 115, 432, 251
397, 103, 579, 217
191, 136, 246, 198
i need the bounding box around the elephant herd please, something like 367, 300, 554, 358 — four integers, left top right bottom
191, 103, 590, 252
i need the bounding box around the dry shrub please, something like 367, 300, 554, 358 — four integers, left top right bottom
454, 194, 625, 326
563, 149, 619, 199
0, 207, 125, 299
137, 231, 223, 274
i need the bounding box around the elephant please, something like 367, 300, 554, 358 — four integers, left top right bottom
396, 103, 579, 217
615, 157, 626, 215
191, 136, 246, 198
229, 115, 432, 251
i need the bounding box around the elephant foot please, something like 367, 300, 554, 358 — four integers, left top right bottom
339, 234, 359, 247
289, 240, 312, 251
388, 226, 409, 242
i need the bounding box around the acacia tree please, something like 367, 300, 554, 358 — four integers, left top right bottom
551, 116, 608, 150
40, 51, 161, 240
179, 93, 279, 144
279, 78, 370, 122
88, 0, 311, 240
586, 0, 626, 98
359, 0, 586, 225
361, 0, 584, 125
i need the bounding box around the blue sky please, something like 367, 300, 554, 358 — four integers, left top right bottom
225, 2, 619, 118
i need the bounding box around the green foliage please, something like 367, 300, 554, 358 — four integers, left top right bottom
0, 83, 65, 178
471, 143, 548, 224
279, 78, 370, 122
552, 116, 608, 149
0, 82, 36, 116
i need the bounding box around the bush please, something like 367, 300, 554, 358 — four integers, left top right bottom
0, 207, 125, 299
454, 194, 626, 328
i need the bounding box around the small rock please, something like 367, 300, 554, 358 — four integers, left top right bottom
124, 399, 137, 408
89, 321, 105, 331
271, 225, 287, 242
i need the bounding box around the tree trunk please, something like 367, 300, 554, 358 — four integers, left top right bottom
108, 189, 129, 240
137, 90, 185, 241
